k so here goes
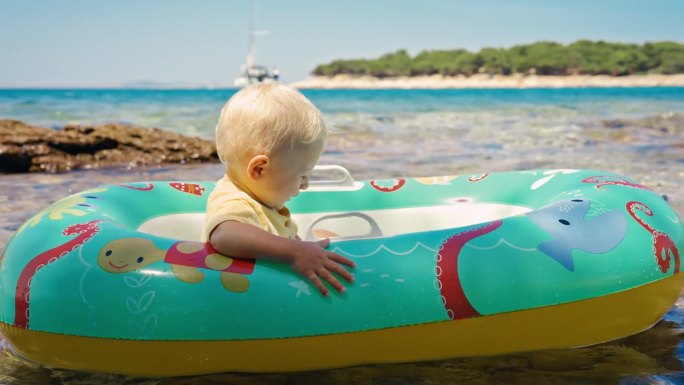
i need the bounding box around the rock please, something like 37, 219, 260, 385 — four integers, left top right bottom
602, 120, 626, 129
602, 113, 684, 134
0, 119, 219, 173
637, 112, 684, 134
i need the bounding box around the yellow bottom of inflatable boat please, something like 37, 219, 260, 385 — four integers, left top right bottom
3, 273, 683, 377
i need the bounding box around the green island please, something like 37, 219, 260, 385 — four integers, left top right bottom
312, 40, 684, 78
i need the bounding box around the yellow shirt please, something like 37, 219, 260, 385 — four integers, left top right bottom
202, 176, 298, 241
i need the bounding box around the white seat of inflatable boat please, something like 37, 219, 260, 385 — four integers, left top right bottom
137, 201, 531, 242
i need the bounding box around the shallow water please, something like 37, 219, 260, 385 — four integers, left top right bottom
1, 88, 684, 384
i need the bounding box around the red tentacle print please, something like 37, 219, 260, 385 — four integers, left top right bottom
626, 201, 680, 274
370, 179, 406, 192
14, 220, 102, 328
437, 220, 503, 320
583, 176, 652, 191
626, 201, 656, 233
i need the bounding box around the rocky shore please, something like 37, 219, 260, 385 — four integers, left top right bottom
0, 120, 219, 173
291, 74, 684, 89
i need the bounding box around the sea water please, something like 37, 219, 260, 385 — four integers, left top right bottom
2, 88, 683, 135
0, 87, 684, 384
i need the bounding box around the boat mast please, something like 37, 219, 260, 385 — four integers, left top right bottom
246, 0, 256, 68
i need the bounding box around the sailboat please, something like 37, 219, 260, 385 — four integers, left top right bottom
233, 0, 279, 87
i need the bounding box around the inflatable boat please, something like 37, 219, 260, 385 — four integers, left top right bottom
0, 167, 682, 376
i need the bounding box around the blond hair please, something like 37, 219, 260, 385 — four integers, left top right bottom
215, 83, 327, 166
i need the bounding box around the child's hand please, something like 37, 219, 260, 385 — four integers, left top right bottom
210, 221, 355, 297
290, 238, 355, 297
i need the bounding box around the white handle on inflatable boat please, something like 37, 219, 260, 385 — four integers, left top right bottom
304, 212, 383, 241
310, 165, 355, 187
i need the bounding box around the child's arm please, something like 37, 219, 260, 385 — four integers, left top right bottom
210, 221, 355, 297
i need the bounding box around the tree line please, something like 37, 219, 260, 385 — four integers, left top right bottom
312, 40, 684, 77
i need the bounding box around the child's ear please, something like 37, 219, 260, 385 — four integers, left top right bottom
246, 155, 270, 180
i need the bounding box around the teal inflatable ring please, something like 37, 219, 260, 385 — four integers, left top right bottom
0, 168, 682, 376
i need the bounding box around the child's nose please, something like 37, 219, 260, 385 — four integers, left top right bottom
300, 176, 309, 190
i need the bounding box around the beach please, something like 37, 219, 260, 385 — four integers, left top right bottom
1, 87, 683, 384
291, 74, 684, 89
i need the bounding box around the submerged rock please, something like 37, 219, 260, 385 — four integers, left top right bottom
602, 112, 684, 134
0, 119, 219, 173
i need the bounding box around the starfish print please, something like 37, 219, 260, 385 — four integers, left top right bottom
289, 280, 311, 297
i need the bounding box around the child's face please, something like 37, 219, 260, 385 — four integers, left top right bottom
255, 139, 324, 209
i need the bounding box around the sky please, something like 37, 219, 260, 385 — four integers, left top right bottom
1, 0, 683, 88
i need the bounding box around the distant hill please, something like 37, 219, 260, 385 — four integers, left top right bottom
312, 40, 684, 78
